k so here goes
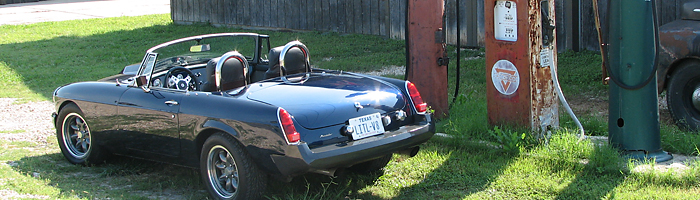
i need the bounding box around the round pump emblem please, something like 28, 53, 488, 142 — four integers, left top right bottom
491, 60, 520, 95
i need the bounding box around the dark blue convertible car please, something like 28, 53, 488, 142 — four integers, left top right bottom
52, 33, 434, 199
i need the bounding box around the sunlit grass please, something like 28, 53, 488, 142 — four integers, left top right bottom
0, 13, 698, 199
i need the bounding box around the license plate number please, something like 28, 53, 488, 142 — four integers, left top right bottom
348, 113, 385, 140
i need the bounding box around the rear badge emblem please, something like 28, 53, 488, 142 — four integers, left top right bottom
354, 102, 364, 110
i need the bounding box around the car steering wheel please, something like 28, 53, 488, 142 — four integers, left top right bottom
164, 67, 200, 91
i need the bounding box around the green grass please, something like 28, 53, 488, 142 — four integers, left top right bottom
0, 14, 405, 102
0, 14, 699, 199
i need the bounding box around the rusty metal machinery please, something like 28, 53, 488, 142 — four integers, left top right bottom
405, 0, 449, 118
484, 0, 559, 133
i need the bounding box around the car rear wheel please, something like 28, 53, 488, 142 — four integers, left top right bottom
56, 103, 106, 165
200, 133, 266, 200
667, 61, 700, 132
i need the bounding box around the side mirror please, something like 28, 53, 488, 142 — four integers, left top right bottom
135, 75, 151, 93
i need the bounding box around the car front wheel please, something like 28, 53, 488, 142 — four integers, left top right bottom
200, 133, 267, 200
667, 61, 700, 132
56, 103, 106, 165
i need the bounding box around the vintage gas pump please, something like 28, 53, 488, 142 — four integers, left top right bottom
406, 0, 448, 118
601, 0, 672, 162
484, 0, 559, 131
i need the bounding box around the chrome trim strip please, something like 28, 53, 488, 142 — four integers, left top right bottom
146, 33, 267, 53
279, 40, 310, 77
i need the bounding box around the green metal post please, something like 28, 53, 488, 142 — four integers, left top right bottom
607, 0, 672, 162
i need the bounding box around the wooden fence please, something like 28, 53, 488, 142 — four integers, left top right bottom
0, 0, 44, 5
171, 0, 683, 51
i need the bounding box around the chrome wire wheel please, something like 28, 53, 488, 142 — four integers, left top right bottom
61, 113, 91, 159
207, 145, 239, 199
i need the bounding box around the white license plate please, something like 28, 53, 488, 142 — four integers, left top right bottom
348, 113, 385, 140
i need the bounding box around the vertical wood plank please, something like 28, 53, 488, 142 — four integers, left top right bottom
325, 0, 333, 31
380, 0, 388, 37
370, 0, 378, 35
316, 0, 323, 30
346, 0, 354, 33
227, 0, 234, 25
363, 0, 370, 34
389, 0, 398, 39
271, 0, 280, 28
203, 0, 211, 24
211, 0, 218, 25
355, 0, 363, 34
337, 0, 346, 33
250, 0, 258, 27
261, 0, 269, 27
445, 0, 455, 45
297, 0, 306, 30
465, 0, 477, 47
171, 0, 179, 22
186, 0, 193, 23
318, 0, 325, 31
170, 0, 177, 22
305, 0, 313, 31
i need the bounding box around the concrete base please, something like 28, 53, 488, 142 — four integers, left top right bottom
624, 149, 674, 163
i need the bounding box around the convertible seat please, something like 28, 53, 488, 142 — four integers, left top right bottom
201, 51, 248, 92
264, 41, 310, 79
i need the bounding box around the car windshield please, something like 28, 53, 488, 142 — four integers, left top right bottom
143, 35, 257, 76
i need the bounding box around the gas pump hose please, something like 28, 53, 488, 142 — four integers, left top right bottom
551, 54, 586, 140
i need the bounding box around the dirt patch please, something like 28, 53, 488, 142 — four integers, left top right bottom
567, 93, 676, 126
0, 189, 49, 199
0, 98, 54, 143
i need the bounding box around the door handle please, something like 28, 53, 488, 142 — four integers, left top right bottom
164, 100, 179, 106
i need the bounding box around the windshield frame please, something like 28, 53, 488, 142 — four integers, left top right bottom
135, 33, 270, 87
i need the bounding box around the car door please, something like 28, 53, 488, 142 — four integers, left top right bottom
116, 87, 184, 158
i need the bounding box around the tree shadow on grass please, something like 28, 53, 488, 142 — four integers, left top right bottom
0, 22, 228, 100
386, 137, 520, 199
0, 18, 402, 101
553, 145, 626, 199
11, 152, 209, 199
261, 136, 519, 200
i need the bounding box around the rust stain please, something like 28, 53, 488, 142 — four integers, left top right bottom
485, 0, 558, 131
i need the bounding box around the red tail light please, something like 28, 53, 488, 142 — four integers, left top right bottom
406, 81, 427, 114
278, 108, 300, 144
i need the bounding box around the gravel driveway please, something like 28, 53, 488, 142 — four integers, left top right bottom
0, 98, 54, 143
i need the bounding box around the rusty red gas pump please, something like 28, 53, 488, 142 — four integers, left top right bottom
484, 0, 559, 131
406, 0, 449, 118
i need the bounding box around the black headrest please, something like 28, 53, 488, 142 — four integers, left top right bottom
282, 47, 308, 75
218, 55, 247, 91
268, 46, 284, 67
202, 52, 248, 92
200, 58, 219, 92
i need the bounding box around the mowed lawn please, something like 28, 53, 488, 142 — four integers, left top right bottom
0, 14, 699, 199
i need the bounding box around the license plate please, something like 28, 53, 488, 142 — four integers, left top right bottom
348, 113, 385, 140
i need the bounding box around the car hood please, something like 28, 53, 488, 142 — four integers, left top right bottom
247, 74, 407, 129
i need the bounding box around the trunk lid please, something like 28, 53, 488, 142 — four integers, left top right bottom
247, 74, 407, 129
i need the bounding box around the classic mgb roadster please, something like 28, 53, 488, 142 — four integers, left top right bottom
52, 33, 434, 199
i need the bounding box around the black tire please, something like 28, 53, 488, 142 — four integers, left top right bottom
348, 154, 393, 173
667, 61, 700, 132
200, 133, 267, 200
56, 103, 107, 165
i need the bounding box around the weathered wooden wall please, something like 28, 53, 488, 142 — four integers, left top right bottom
171, 0, 407, 39
171, 0, 683, 51
0, 0, 44, 5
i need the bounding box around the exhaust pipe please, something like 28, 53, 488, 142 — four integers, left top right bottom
397, 146, 420, 157
310, 168, 338, 177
